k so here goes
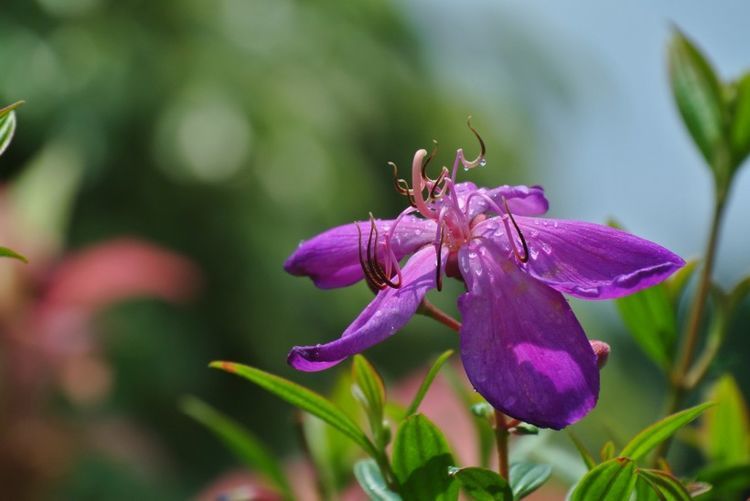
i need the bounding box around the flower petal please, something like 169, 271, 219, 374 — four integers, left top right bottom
511, 217, 685, 299
464, 185, 549, 220
284, 217, 436, 289
457, 239, 599, 429
288, 245, 443, 371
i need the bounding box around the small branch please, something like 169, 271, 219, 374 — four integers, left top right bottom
655, 195, 727, 463
494, 410, 510, 482
418, 298, 461, 332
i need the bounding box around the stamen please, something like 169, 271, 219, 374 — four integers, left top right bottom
357, 222, 384, 291
435, 225, 445, 291
429, 166, 450, 200
465, 116, 486, 165
421, 140, 439, 181
366, 214, 402, 289
501, 197, 529, 263
411, 149, 439, 220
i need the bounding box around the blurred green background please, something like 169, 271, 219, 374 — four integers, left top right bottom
1, 0, 748, 499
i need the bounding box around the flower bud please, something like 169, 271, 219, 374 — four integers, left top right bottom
590, 340, 610, 369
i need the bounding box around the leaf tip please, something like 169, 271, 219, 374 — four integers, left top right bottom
209, 360, 238, 373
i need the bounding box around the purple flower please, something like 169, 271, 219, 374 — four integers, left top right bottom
284, 136, 684, 429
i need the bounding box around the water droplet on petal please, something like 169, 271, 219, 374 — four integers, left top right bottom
479, 158, 487, 167
553, 220, 559, 228
463, 166, 470, 172
541, 242, 552, 255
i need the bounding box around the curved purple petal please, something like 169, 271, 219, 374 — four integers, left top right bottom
510, 217, 685, 299
284, 217, 437, 289
464, 185, 549, 220
457, 238, 599, 429
288, 245, 443, 371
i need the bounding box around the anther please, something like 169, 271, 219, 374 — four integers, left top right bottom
435, 226, 445, 292
421, 140, 439, 181
357, 222, 384, 292
461, 117, 487, 170
502, 197, 529, 263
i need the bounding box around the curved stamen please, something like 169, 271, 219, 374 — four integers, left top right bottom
421, 140, 439, 182
429, 166, 450, 200
435, 224, 445, 291
357, 222, 384, 291
411, 149, 439, 220
463, 116, 486, 169
367, 214, 402, 289
501, 197, 529, 263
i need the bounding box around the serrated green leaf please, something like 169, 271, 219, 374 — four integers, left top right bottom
509, 462, 551, 500
600, 440, 616, 462
180, 396, 292, 500
668, 29, 730, 183
620, 402, 713, 461
570, 458, 638, 501
354, 459, 402, 501
405, 349, 454, 417
0, 246, 28, 263
729, 73, 750, 169
352, 355, 386, 444
392, 414, 458, 501
616, 284, 677, 369
449, 467, 512, 500
568, 432, 597, 471
701, 375, 750, 465
0, 109, 17, 158
210, 361, 376, 456
638, 469, 691, 501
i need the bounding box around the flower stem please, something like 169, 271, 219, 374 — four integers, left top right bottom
655, 195, 727, 462
494, 410, 510, 482
418, 299, 461, 332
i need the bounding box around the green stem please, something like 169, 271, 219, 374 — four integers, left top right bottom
655, 195, 726, 462
494, 410, 510, 482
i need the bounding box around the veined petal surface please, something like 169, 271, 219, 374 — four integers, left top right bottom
284, 217, 436, 289
288, 245, 444, 371
513, 217, 685, 299
457, 239, 599, 429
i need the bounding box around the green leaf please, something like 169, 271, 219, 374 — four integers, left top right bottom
449, 467, 512, 500
180, 396, 292, 500
354, 459, 402, 501
405, 349, 454, 417
443, 363, 494, 468
352, 355, 386, 443
668, 29, 730, 183
616, 284, 677, 369
392, 414, 458, 501
0, 106, 18, 158
509, 462, 551, 500
209, 361, 376, 456
568, 432, 597, 471
620, 402, 713, 461
570, 458, 638, 501
0, 246, 28, 263
600, 440, 616, 462
729, 73, 750, 170
635, 476, 660, 501
637, 469, 691, 501
666, 259, 698, 303
701, 375, 750, 465
696, 463, 750, 499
